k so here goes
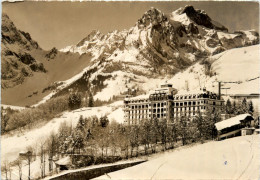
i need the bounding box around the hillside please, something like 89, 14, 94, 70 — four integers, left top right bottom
95, 135, 260, 179
1, 13, 93, 106
2, 6, 259, 107
168, 44, 259, 94
56, 6, 258, 102
1, 101, 123, 163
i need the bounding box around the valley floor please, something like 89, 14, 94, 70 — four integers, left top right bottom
94, 135, 260, 180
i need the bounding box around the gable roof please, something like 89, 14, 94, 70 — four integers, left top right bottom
215, 114, 252, 131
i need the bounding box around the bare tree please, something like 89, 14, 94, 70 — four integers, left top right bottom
22, 146, 34, 180
1, 160, 9, 180
12, 158, 23, 180
39, 139, 47, 178
46, 132, 57, 174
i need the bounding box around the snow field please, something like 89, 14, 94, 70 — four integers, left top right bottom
1, 102, 125, 164
95, 135, 260, 180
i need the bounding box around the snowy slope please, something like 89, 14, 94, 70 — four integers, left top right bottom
95, 135, 260, 180
168, 44, 260, 95
53, 6, 259, 103
1, 101, 124, 164
1, 101, 126, 180
1, 104, 26, 111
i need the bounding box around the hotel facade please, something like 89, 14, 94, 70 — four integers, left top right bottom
123, 83, 224, 125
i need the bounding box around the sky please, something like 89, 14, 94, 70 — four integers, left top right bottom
2, 1, 259, 50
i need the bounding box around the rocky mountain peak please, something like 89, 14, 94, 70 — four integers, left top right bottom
137, 7, 168, 28
76, 30, 103, 47
180, 5, 228, 32
2, 13, 39, 49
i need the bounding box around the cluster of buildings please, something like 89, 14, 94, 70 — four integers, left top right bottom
123, 83, 224, 125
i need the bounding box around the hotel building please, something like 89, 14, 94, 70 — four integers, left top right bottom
123, 83, 224, 125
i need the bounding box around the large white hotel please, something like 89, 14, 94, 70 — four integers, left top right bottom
123, 83, 224, 125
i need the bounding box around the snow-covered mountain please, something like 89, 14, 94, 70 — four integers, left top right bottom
57, 6, 258, 101
2, 6, 259, 106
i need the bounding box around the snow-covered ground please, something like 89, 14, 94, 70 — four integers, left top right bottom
95, 135, 260, 180
1, 101, 124, 164
1, 104, 26, 111
169, 44, 259, 94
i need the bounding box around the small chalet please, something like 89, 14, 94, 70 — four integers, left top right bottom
215, 114, 254, 140
54, 156, 72, 171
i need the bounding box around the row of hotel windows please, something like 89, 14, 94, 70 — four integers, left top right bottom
172, 100, 219, 106
128, 113, 168, 119
127, 104, 221, 114
126, 101, 221, 109
174, 106, 205, 111
127, 102, 168, 109
129, 108, 169, 113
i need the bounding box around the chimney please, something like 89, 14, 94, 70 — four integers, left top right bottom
218, 82, 221, 100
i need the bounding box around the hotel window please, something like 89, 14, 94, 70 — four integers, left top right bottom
193, 101, 196, 105
180, 103, 183, 106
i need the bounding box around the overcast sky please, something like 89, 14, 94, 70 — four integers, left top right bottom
2, 1, 259, 50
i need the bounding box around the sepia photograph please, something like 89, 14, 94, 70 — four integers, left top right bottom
1, 0, 259, 179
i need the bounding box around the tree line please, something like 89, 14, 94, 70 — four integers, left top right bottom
225, 98, 254, 116
2, 97, 257, 179
1, 91, 116, 134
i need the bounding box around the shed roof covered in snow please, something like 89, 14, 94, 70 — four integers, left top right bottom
55, 156, 71, 166
215, 114, 252, 131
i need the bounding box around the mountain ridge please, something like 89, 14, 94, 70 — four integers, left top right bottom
57, 6, 258, 101
2, 6, 259, 106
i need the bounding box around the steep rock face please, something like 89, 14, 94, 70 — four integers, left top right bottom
1, 13, 46, 89
58, 6, 259, 101
1, 14, 39, 49
181, 5, 228, 31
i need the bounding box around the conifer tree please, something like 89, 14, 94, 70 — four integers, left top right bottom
232, 101, 237, 115
248, 100, 254, 115
88, 92, 94, 107
226, 99, 233, 114
241, 98, 248, 113
68, 92, 82, 110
